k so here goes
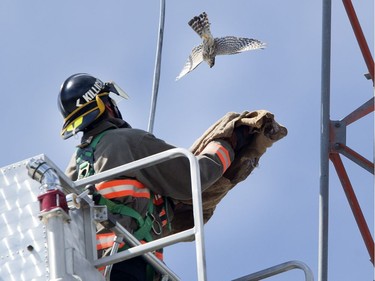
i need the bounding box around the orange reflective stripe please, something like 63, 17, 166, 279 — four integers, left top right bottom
157, 208, 167, 226
154, 194, 168, 226
154, 251, 163, 260
201, 142, 231, 172
96, 179, 151, 199
96, 233, 125, 250
97, 233, 114, 250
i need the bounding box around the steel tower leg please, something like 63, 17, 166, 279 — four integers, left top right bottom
319, 0, 332, 280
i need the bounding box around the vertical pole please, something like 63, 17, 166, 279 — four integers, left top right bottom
147, 0, 166, 134
187, 153, 207, 281
46, 215, 69, 280
319, 0, 332, 280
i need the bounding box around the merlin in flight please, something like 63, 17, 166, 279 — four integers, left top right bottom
176, 12, 266, 81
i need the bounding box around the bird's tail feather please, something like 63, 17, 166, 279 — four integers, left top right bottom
188, 12, 211, 38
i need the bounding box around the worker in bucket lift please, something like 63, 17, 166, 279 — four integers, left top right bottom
58, 73, 263, 281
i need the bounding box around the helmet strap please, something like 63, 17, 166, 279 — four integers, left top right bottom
106, 98, 123, 119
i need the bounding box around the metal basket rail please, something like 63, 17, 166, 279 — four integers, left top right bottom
45, 148, 207, 281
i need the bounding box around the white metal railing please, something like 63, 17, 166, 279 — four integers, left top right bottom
27, 149, 315, 281
232, 261, 314, 281
71, 147, 207, 281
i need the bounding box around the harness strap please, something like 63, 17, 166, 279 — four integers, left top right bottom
76, 130, 109, 179
76, 131, 155, 242
96, 192, 155, 242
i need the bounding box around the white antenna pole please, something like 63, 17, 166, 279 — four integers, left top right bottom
147, 0, 166, 134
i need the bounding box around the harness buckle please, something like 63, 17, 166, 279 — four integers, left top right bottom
78, 161, 92, 179
148, 212, 162, 235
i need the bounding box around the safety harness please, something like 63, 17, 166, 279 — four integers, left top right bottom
76, 130, 168, 279
76, 130, 164, 242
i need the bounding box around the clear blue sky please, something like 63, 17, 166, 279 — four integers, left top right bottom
0, 1, 373, 280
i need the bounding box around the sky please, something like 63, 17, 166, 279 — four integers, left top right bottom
0, 1, 373, 280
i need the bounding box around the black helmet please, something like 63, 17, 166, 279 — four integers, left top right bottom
58, 73, 129, 139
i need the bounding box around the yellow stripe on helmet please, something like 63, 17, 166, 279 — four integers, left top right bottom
61, 93, 108, 136
62, 92, 109, 125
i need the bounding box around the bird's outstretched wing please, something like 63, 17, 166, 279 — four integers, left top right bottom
176, 44, 204, 81
214, 36, 266, 56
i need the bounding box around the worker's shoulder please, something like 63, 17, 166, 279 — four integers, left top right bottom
101, 127, 149, 143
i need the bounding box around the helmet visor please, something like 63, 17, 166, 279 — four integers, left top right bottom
105, 82, 129, 104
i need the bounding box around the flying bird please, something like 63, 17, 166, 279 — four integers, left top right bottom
176, 12, 266, 81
